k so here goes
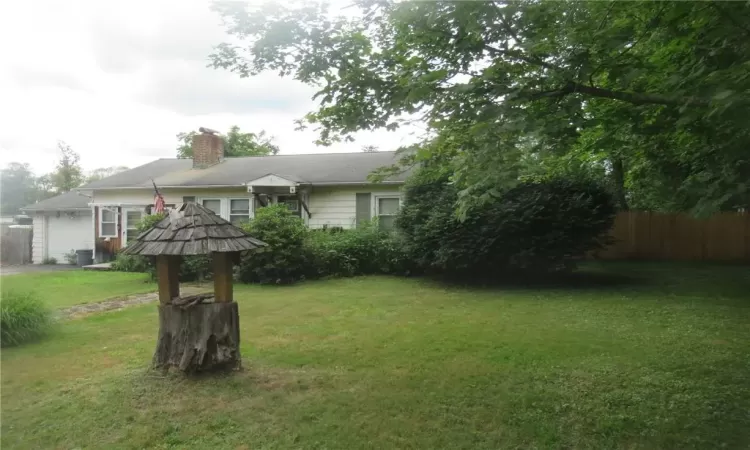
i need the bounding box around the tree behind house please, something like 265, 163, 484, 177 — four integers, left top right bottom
0, 163, 50, 215
50, 141, 84, 193
176, 126, 280, 158
211, 1, 750, 214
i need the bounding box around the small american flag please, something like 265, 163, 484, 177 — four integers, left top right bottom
152, 179, 166, 214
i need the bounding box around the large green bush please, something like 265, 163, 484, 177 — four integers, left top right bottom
397, 175, 616, 276
1, 291, 53, 347
306, 222, 411, 277
238, 205, 309, 284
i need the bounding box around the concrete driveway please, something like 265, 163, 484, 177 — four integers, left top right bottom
0, 264, 80, 276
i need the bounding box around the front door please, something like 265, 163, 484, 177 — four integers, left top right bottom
277, 195, 301, 217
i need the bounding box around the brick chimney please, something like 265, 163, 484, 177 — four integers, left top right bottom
192, 127, 224, 168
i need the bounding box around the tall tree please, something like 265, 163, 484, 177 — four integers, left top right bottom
176, 126, 280, 158
86, 166, 130, 183
0, 163, 44, 215
211, 0, 750, 214
50, 141, 84, 193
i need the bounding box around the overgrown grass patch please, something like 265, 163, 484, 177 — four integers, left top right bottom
2, 263, 749, 449
0, 291, 53, 347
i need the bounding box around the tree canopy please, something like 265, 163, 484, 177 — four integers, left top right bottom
1, 143, 126, 215
86, 166, 130, 183
50, 141, 84, 193
0, 163, 46, 216
211, 0, 750, 214
176, 126, 280, 158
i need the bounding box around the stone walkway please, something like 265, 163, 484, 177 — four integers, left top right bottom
59, 286, 209, 319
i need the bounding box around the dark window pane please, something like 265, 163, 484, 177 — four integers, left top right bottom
378, 215, 396, 231
202, 199, 221, 215
356, 193, 371, 227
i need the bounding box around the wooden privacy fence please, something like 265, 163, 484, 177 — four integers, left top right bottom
595, 211, 750, 262
0, 226, 33, 265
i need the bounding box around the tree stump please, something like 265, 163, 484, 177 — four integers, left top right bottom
153, 302, 241, 373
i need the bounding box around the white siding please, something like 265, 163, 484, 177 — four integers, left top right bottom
47, 211, 93, 263
91, 185, 402, 230
91, 188, 253, 225
32, 211, 93, 264
91, 188, 250, 208
32, 214, 45, 263
308, 185, 402, 229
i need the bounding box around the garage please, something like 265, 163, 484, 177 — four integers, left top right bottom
45, 211, 93, 263
21, 191, 94, 264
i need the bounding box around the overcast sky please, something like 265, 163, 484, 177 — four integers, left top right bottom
0, 0, 421, 175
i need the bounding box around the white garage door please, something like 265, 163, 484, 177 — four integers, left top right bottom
47, 211, 93, 263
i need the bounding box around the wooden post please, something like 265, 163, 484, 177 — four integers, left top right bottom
156, 255, 180, 303
213, 252, 234, 303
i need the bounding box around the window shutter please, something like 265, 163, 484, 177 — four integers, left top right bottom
355, 193, 371, 227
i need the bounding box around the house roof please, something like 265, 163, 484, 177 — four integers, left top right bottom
123, 202, 267, 256
21, 191, 91, 212
81, 151, 407, 190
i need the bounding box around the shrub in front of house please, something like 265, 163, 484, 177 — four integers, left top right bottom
113, 206, 411, 284
1, 291, 53, 347
63, 250, 78, 265
180, 255, 212, 282
111, 250, 152, 273
238, 204, 310, 284
397, 174, 616, 277
306, 222, 412, 277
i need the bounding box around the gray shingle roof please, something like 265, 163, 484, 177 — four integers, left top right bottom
82, 151, 407, 189
123, 202, 267, 256
21, 191, 91, 212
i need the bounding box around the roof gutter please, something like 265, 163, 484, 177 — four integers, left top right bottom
20, 207, 91, 213
78, 181, 405, 190
306, 181, 405, 186
76, 185, 244, 190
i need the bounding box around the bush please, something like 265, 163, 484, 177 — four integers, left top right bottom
63, 250, 77, 265
1, 291, 53, 347
180, 255, 212, 282
41, 257, 57, 265
306, 222, 411, 277
397, 175, 616, 276
111, 250, 151, 273
238, 205, 309, 284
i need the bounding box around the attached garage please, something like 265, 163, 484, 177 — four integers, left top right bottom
22, 191, 93, 264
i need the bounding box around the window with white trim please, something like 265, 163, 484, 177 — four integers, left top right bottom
375, 196, 400, 231
100, 207, 118, 237
201, 199, 221, 216
229, 199, 251, 225
125, 210, 143, 244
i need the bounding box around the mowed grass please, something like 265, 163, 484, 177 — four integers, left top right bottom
1, 270, 154, 308
2, 263, 749, 449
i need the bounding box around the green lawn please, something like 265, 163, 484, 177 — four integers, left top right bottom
2, 263, 749, 449
1, 270, 154, 308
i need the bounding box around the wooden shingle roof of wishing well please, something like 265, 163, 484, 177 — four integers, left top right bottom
122, 202, 267, 256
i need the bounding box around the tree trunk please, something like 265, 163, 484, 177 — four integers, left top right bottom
611, 157, 629, 211
153, 302, 241, 373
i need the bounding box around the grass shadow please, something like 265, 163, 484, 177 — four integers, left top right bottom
423, 267, 644, 292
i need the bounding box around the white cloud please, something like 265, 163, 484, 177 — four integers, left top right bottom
0, 0, 422, 176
